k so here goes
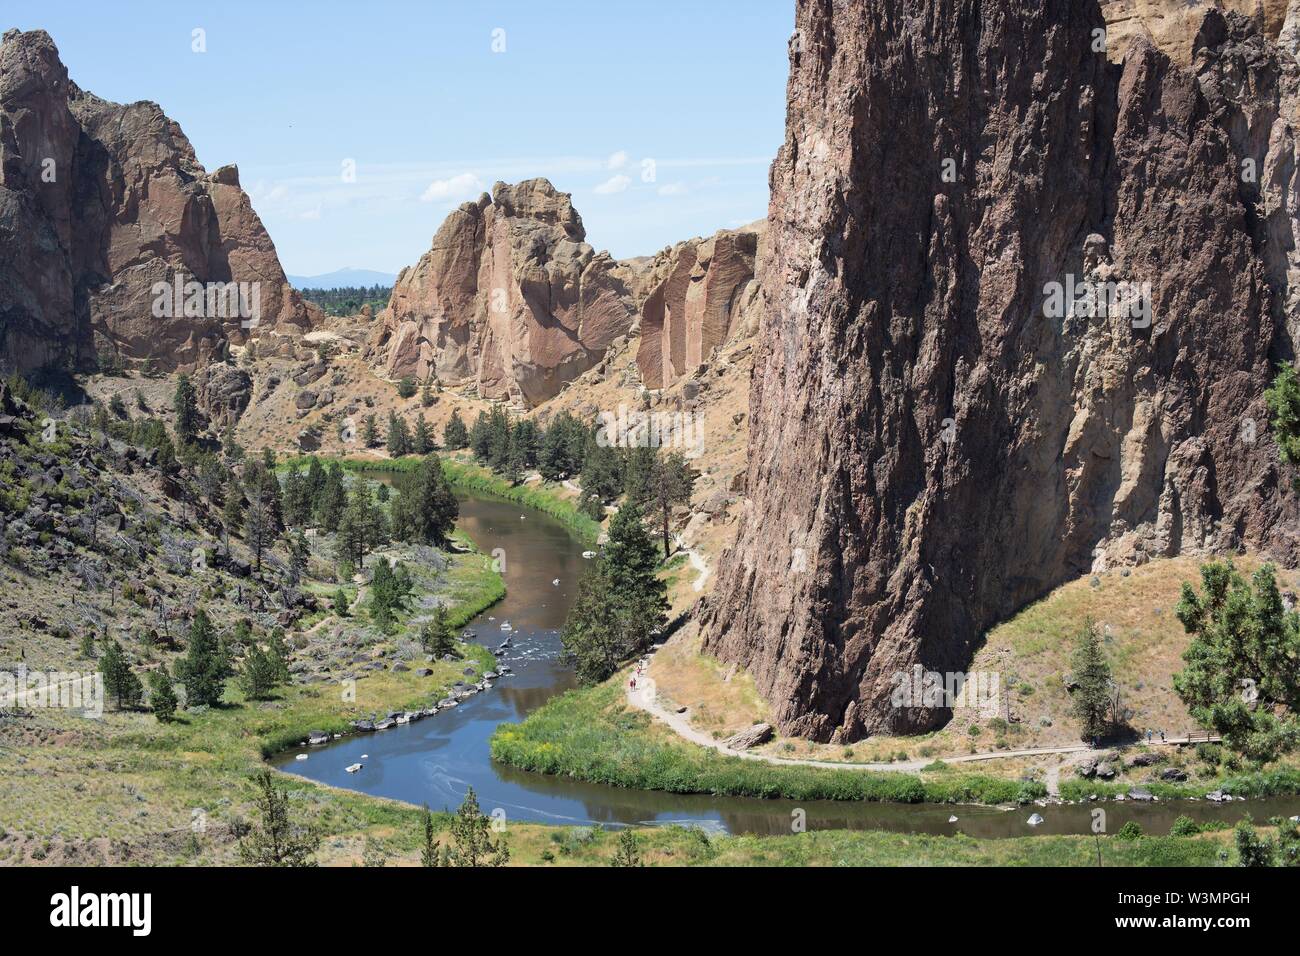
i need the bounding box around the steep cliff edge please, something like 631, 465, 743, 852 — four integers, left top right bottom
700, 0, 1300, 743
0, 29, 311, 375
371, 179, 639, 406
635, 223, 766, 389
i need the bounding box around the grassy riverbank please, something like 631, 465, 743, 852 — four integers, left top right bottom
0, 535, 506, 865
278, 452, 603, 545
291, 808, 1238, 866
490, 682, 1047, 805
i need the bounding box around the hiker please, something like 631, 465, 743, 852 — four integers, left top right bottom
1146, 729, 1152, 743
1160, 730, 1166, 743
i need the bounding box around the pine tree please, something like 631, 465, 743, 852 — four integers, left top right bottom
337, 484, 387, 568
648, 451, 698, 557
238, 770, 320, 867
148, 669, 178, 722
435, 787, 508, 867
581, 428, 624, 502
363, 413, 380, 448
315, 463, 347, 532
176, 609, 231, 708
386, 411, 412, 457
420, 806, 442, 867
443, 409, 469, 450
390, 456, 458, 546
1070, 619, 1112, 742
239, 643, 279, 700
412, 413, 435, 454
245, 484, 273, 572
1174, 560, 1300, 762
421, 604, 457, 658
223, 477, 245, 538
469, 411, 493, 461
173, 373, 200, 446
267, 628, 291, 684
99, 637, 143, 709
604, 500, 667, 618
562, 501, 668, 683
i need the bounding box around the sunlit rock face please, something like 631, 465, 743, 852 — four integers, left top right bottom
0, 29, 311, 375
700, 0, 1300, 743
372, 178, 639, 406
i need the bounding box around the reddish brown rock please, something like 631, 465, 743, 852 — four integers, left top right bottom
0, 29, 310, 375
372, 179, 637, 406
700, 0, 1300, 743
636, 223, 765, 389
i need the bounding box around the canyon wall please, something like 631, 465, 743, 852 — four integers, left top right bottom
372, 179, 639, 406
635, 223, 766, 389
700, 0, 1300, 742
0, 29, 311, 375
1102, 0, 1289, 62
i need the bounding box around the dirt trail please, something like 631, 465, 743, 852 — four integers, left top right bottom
626, 650, 1217, 775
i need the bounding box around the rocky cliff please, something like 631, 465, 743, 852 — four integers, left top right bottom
635, 223, 766, 389
1102, 0, 1288, 62
700, 0, 1300, 743
372, 179, 639, 406
0, 29, 311, 375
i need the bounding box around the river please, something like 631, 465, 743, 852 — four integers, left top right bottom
273, 490, 1300, 837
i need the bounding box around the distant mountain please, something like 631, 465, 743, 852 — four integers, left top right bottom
287, 268, 397, 289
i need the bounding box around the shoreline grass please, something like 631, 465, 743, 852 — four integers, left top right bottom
490, 682, 1048, 805
278, 452, 602, 544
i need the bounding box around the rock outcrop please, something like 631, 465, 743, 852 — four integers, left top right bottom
635, 223, 766, 389
1102, 0, 1288, 62
700, 0, 1300, 743
0, 29, 311, 376
372, 179, 637, 406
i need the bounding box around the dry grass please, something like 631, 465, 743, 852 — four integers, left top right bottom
650, 553, 1300, 766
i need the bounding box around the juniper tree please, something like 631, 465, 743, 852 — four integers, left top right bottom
175, 609, 231, 708
412, 413, 435, 454
443, 409, 469, 450
238, 770, 320, 867
173, 373, 200, 446
1174, 560, 1300, 762
390, 456, 458, 546
99, 637, 143, 709
148, 669, 178, 722
420, 604, 456, 658
1069, 618, 1112, 742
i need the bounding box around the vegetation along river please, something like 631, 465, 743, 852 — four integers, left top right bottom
274, 490, 1300, 837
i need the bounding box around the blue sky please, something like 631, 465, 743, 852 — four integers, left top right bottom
10, 0, 792, 276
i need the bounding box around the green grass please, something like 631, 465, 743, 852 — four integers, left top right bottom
1059, 767, 1300, 803
490, 682, 1047, 805
277, 453, 603, 544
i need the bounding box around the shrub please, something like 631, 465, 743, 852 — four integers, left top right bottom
1116, 821, 1143, 840
1169, 815, 1201, 837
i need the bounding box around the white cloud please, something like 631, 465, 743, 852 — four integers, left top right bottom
593, 174, 631, 195
300, 205, 322, 221
606, 150, 629, 170
420, 172, 484, 203
657, 182, 688, 196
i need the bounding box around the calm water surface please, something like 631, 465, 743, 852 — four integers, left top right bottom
274, 491, 1300, 837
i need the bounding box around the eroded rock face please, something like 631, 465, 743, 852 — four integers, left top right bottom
192, 362, 252, 431
700, 0, 1300, 743
372, 179, 637, 406
0, 29, 310, 375
636, 223, 766, 389
1102, 0, 1289, 62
